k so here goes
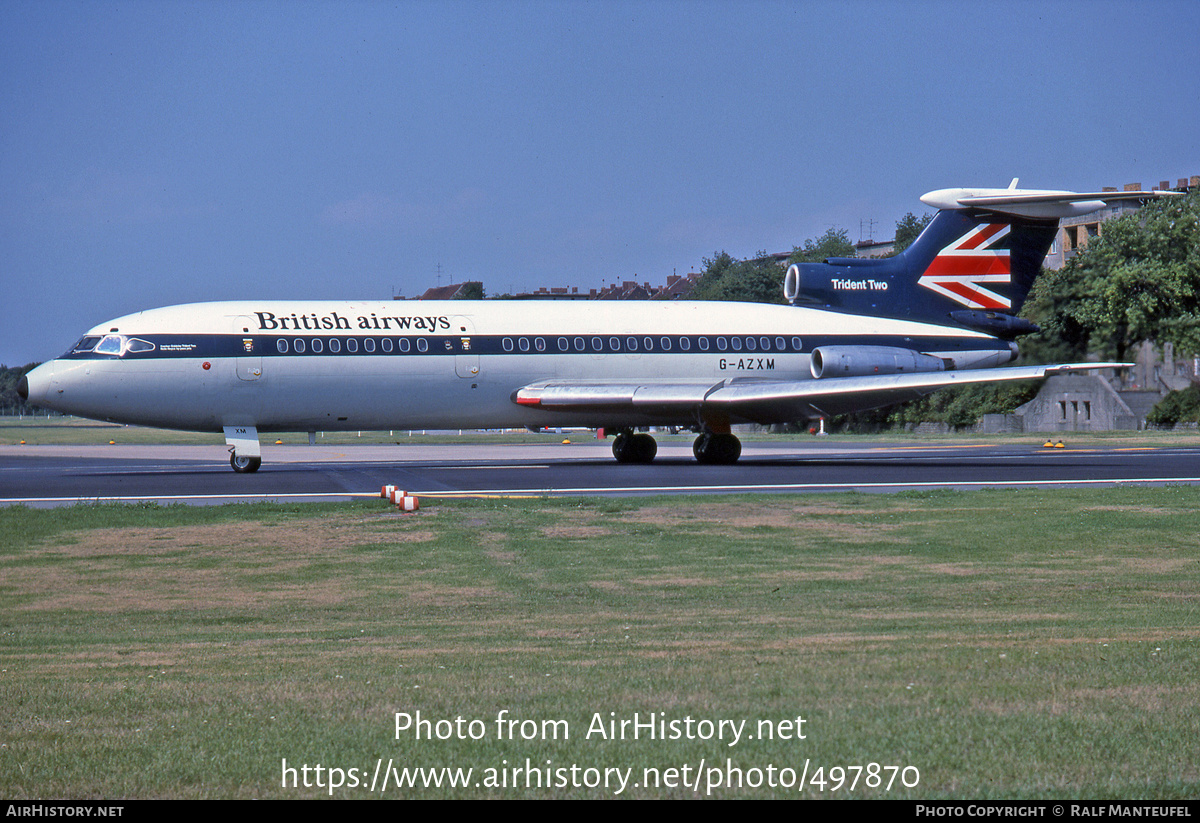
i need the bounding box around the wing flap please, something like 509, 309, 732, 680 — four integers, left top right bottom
514, 380, 719, 409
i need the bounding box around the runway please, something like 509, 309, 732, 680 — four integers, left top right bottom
2, 438, 1199, 505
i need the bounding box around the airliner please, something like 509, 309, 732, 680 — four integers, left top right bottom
18, 182, 1172, 472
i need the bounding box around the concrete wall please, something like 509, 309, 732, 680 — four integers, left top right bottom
1013, 374, 1139, 432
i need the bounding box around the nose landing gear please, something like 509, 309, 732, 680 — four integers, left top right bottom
224, 425, 262, 473
230, 453, 262, 473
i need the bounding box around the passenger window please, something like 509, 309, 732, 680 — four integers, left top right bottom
416, 338, 428, 352
346, 338, 358, 353
660, 337, 671, 351
312, 338, 324, 353
698, 337, 710, 351
558, 337, 569, 352
775, 336, 785, 351
518, 338, 530, 352
380, 338, 392, 353
731, 337, 742, 351
363, 338, 375, 352
680, 337, 691, 351
716, 337, 727, 351
399, 338, 410, 352
574, 337, 585, 351
277, 339, 289, 354
503, 337, 514, 352
329, 338, 341, 353
294, 339, 306, 354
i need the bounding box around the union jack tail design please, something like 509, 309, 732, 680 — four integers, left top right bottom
917, 222, 1013, 310
889, 208, 1057, 324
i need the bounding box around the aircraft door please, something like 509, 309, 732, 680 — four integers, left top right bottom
232, 316, 263, 381
450, 315, 479, 379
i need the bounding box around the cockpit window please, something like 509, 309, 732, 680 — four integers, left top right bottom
64, 334, 153, 357
94, 334, 125, 355
125, 338, 155, 353
69, 336, 102, 354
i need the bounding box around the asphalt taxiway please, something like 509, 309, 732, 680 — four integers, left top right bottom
2, 438, 1198, 506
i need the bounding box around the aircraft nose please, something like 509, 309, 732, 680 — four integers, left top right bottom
18, 362, 56, 408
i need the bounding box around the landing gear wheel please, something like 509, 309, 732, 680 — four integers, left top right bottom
693, 432, 741, 465
612, 432, 658, 464
230, 453, 262, 473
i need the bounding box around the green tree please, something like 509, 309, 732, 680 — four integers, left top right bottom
0, 363, 41, 414
788, 228, 856, 264
454, 281, 485, 300
892, 211, 933, 255
690, 251, 789, 304
1045, 190, 1200, 361
691, 228, 858, 304
1146, 384, 1200, 426
1012, 266, 1092, 364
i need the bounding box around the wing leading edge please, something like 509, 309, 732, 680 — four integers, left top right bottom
513, 363, 1129, 425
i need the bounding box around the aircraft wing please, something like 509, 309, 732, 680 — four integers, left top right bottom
513, 363, 1128, 424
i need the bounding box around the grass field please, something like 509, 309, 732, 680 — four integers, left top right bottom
1, 488, 1197, 798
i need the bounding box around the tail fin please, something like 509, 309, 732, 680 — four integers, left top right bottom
895, 209, 1057, 330
787, 206, 1056, 335
785, 183, 1177, 337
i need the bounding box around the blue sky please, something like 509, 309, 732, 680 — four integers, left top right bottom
2, 0, 1197, 365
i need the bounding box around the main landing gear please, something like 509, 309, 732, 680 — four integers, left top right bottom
611, 431, 658, 464
609, 429, 742, 465
692, 431, 742, 465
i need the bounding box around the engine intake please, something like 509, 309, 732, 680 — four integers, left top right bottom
783, 264, 801, 303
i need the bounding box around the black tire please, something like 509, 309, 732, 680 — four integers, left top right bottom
612, 433, 632, 462
230, 453, 262, 473
631, 433, 657, 463
613, 432, 657, 464
694, 432, 741, 465
711, 433, 741, 464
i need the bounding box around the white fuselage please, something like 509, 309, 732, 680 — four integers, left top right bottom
24, 299, 1012, 432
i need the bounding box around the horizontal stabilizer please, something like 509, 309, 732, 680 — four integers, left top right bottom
921, 186, 1181, 219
